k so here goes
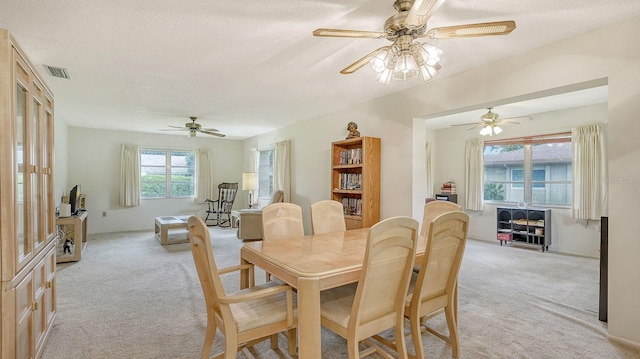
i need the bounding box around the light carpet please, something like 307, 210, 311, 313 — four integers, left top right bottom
41, 226, 640, 358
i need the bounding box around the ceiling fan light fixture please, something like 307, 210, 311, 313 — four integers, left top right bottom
423, 43, 444, 66
393, 68, 419, 80
479, 123, 502, 136
188, 129, 197, 138
377, 68, 394, 84
419, 64, 435, 81
369, 48, 390, 73
394, 51, 419, 74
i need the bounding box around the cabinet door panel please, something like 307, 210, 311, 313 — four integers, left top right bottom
43, 109, 56, 242
16, 272, 34, 359
30, 93, 42, 251
16, 82, 29, 267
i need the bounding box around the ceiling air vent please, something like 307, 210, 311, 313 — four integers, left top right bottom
44, 65, 71, 80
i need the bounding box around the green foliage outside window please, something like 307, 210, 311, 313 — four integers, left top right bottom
140, 150, 194, 198
484, 182, 505, 201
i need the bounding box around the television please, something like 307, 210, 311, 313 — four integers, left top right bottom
69, 185, 81, 215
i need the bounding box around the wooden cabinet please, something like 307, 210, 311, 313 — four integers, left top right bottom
496, 207, 551, 252
331, 137, 381, 229
56, 211, 88, 263
1, 29, 57, 359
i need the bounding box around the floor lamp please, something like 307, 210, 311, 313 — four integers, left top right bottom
242, 172, 258, 209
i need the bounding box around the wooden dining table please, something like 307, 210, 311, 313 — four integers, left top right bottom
240, 227, 427, 359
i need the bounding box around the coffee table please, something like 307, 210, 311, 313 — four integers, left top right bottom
154, 215, 191, 245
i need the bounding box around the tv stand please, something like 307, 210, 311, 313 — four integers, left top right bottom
56, 211, 88, 263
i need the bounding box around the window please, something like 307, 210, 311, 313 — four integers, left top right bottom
511, 169, 545, 189
140, 149, 195, 199
258, 148, 274, 198
484, 134, 572, 206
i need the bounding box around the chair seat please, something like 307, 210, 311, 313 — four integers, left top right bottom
319, 282, 358, 328
231, 281, 298, 332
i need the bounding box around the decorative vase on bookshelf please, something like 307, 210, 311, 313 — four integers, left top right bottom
331, 136, 381, 229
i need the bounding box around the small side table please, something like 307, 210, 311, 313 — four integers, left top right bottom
56, 210, 88, 263
230, 210, 241, 228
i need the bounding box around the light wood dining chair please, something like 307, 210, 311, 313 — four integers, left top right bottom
407, 211, 469, 359
261, 202, 305, 241
319, 216, 419, 359
415, 200, 462, 275
310, 199, 347, 234
261, 202, 305, 281
187, 216, 297, 359
420, 200, 461, 237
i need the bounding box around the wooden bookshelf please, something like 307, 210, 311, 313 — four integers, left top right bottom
331, 137, 381, 229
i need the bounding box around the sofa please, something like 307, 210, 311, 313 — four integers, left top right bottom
236, 190, 284, 240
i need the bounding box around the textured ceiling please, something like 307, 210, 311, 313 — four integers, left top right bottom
1, 0, 639, 139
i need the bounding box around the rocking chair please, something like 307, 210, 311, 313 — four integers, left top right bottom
205, 182, 238, 227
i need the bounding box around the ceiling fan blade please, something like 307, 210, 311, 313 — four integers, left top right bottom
340, 46, 390, 74
451, 121, 483, 127
313, 28, 387, 39
159, 127, 188, 131
500, 115, 532, 122
404, 0, 447, 29
426, 20, 516, 39
167, 125, 188, 129
200, 127, 220, 132
198, 129, 226, 137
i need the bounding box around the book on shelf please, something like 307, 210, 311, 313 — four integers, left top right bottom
338, 173, 362, 190
338, 148, 363, 165
340, 197, 362, 216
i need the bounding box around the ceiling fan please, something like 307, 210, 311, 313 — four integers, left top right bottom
159, 117, 225, 138
313, 0, 516, 84
452, 108, 532, 136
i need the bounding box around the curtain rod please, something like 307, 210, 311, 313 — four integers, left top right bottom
484, 131, 571, 145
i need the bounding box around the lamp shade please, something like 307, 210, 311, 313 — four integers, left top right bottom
242, 172, 258, 191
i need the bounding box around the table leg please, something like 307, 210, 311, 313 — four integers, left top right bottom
240, 257, 250, 289
297, 277, 321, 359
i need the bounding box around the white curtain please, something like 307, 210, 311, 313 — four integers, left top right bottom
194, 148, 214, 204
465, 138, 484, 211
274, 140, 291, 202
120, 144, 140, 207
250, 147, 259, 172
572, 123, 607, 220
425, 142, 434, 198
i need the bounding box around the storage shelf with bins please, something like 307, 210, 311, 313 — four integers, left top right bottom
497, 207, 551, 252
331, 136, 380, 229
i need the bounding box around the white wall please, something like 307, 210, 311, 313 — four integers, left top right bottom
54, 114, 68, 203
430, 103, 607, 258
66, 127, 244, 233
243, 103, 415, 234
246, 15, 640, 346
